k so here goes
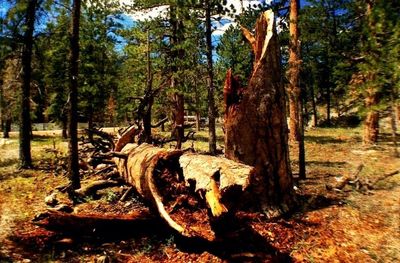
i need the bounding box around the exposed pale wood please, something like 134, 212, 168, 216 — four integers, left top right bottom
179, 154, 254, 216
114, 143, 188, 236
240, 25, 256, 54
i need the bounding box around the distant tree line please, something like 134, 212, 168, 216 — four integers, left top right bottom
0, 0, 399, 168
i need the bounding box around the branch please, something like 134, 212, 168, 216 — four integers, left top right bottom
75, 180, 123, 197
151, 117, 169, 128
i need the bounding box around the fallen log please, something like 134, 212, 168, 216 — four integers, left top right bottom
40, 125, 255, 241
114, 143, 254, 240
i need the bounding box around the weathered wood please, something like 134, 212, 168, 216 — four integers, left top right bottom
179, 154, 254, 216
114, 143, 188, 236
112, 142, 255, 240
224, 10, 295, 217
326, 164, 364, 190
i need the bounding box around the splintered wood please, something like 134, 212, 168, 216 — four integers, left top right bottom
113, 143, 254, 240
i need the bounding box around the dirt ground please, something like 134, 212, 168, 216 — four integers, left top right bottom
0, 127, 399, 262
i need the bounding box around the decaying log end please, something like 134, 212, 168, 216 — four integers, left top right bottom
179, 154, 254, 214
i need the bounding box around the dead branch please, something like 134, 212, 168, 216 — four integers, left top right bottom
326, 164, 364, 190
119, 186, 134, 202
326, 166, 399, 192
151, 117, 169, 128
74, 180, 123, 197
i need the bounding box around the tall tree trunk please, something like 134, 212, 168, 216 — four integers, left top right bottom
362, 1, 381, 145
288, 0, 301, 142
143, 30, 153, 144
205, 0, 217, 155
226, 11, 295, 217
19, 0, 37, 168
288, 0, 306, 179
169, 6, 185, 149
68, 0, 81, 189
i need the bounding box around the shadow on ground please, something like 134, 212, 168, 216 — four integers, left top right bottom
7, 214, 292, 262
305, 135, 346, 144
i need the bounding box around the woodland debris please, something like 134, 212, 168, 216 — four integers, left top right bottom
40, 120, 254, 240
74, 179, 123, 197
326, 165, 399, 192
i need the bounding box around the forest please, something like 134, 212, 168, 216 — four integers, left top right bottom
0, 0, 399, 262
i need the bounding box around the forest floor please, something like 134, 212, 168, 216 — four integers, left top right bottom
0, 126, 399, 262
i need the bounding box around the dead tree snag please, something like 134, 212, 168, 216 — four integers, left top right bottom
224, 11, 295, 217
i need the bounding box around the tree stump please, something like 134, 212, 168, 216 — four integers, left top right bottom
224, 11, 295, 217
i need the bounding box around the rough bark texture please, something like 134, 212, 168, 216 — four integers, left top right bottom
287, 0, 301, 142
363, 91, 379, 144
224, 11, 294, 217
364, 111, 379, 144
288, 0, 306, 179
68, 0, 81, 189
19, 0, 37, 168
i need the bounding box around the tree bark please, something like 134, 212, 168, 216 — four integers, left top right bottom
68, 0, 81, 189
169, 6, 185, 149
363, 90, 379, 144
225, 11, 295, 217
288, 0, 301, 142
19, 0, 37, 168
205, 0, 217, 155
288, 0, 306, 179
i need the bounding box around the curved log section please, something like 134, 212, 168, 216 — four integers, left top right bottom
113, 142, 255, 240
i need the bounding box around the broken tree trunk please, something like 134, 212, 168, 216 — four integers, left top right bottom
224, 10, 295, 217
113, 142, 254, 240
